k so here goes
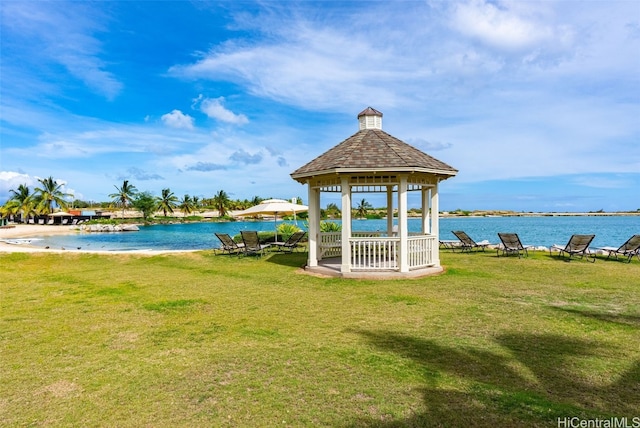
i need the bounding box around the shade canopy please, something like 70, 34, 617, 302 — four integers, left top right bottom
236, 199, 308, 218
236, 199, 308, 242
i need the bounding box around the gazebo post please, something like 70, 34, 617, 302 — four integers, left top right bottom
398, 175, 409, 273
340, 177, 352, 273
422, 187, 430, 234
307, 184, 320, 267
386, 186, 394, 236
430, 182, 440, 266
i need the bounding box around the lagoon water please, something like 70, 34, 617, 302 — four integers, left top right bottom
29, 216, 639, 252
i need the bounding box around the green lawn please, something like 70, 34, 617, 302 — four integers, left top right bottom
1, 250, 638, 427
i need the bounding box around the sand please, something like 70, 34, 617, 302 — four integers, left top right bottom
0, 224, 194, 254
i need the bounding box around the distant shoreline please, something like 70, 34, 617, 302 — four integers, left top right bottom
439, 211, 640, 218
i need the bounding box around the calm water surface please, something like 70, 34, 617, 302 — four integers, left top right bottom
29, 216, 639, 251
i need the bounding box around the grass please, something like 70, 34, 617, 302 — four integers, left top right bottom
1, 249, 639, 427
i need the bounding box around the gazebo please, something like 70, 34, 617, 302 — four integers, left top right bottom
290, 107, 458, 278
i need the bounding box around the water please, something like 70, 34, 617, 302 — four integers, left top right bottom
28, 216, 639, 251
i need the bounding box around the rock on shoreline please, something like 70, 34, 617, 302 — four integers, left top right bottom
78, 224, 140, 232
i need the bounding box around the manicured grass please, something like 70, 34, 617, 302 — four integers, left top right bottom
1, 250, 638, 426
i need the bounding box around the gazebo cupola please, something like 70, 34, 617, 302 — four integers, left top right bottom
358, 107, 382, 130
291, 108, 458, 279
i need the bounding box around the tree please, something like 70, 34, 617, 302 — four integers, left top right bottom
213, 190, 230, 217
325, 202, 341, 219
157, 188, 178, 217
6, 184, 33, 222
355, 198, 373, 219
109, 180, 138, 219
132, 192, 156, 221
178, 194, 195, 216
33, 176, 71, 217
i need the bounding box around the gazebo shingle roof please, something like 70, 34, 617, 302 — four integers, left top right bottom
291, 128, 458, 180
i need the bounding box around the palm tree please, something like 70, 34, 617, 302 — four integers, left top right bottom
157, 188, 178, 217
355, 198, 373, 219
32, 176, 71, 218
213, 189, 230, 217
109, 180, 138, 219
6, 184, 32, 222
178, 194, 195, 217
325, 202, 341, 219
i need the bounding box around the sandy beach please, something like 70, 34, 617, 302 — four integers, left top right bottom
0, 224, 194, 254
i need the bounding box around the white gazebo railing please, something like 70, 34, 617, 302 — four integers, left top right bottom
350, 237, 398, 271
319, 232, 437, 271
407, 235, 437, 270
319, 232, 341, 258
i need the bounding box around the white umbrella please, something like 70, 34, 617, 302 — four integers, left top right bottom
236, 199, 308, 242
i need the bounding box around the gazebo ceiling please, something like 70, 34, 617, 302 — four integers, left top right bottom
291, 108, 458, 183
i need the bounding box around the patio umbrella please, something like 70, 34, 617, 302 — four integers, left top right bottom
235, 199, 308, 242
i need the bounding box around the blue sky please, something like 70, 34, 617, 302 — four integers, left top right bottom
1, 0, 639, 212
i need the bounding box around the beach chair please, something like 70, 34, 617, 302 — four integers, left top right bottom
549, 234, 596, 262
451, 230, 491, 252
240, 231, 271, 257
215, 233, 245, 255
598, 235, 640, 263
439, 240, 459, 251
272, 231, 306, 253
497, 233, 532, 258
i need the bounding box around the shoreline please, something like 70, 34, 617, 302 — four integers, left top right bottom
0, 224, 196, 254
1, 211, 636, 254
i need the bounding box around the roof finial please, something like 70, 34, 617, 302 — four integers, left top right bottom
357, 107, 383, 130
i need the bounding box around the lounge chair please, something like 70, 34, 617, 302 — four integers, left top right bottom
451, 230, 491, 252
240, 231, 271, 257
215, 233, 245, 255
497, 233, 532, 258
439, 240, 459, 251
549, 234, 596, 262
598, 235, 640, 263
272, 231, 306, 253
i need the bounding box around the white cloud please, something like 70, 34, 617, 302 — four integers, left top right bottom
0, 172, 79, 203
5, 125, 211, 160
451, 0, 558, 50
196, 96, 249, 125
0, 171, 36, 200
170, 22, 404, 111
161, 110, 195, 130
1, 2, 122, 100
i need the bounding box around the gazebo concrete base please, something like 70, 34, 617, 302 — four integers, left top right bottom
301, 257, 444, 280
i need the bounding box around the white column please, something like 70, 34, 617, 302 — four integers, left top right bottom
431, 182, 440, 267
340, 177, 352, 273
307, 184, 319, 267
386, 185, 394, 236
398, 175, 409, 272
422, 187, 430, 234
